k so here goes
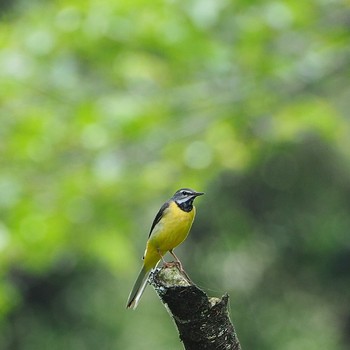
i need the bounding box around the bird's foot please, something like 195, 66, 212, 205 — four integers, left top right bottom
162, 261, 176, 268
164, 261, 192, 283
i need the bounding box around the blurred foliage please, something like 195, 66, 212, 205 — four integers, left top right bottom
1, 0, 350, 349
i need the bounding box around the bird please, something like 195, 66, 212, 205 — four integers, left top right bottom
126, 188, 204, 309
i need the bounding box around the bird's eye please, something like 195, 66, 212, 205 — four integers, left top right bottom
182, 190, 189, 196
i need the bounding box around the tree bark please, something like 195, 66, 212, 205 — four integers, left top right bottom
149, 264, 241, 350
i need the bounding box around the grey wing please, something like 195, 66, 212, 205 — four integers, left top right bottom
148, 201, 169, 238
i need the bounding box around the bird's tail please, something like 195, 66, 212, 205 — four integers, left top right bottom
126, 265, 149, 309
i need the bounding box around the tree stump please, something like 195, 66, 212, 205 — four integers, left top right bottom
149, 264, 241, 350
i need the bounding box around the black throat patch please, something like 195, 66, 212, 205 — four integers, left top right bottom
176, 198, 194, 212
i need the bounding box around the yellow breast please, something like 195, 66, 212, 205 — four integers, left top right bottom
148, 201, 195, 253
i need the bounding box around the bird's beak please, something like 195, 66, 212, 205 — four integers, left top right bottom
193, 191, 205, 197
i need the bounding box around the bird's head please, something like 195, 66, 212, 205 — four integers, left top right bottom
172, 188, 204, 211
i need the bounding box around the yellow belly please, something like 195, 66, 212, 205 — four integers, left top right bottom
143, 201, 195, 270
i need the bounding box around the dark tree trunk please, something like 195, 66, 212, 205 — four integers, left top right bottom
149, 264, 241, 350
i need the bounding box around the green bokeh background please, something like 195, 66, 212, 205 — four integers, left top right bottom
1, 0, 350, 349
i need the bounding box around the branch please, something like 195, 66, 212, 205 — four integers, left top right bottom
149, 264, 241, 350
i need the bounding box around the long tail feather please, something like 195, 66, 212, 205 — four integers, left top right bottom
126, 265, 149, 309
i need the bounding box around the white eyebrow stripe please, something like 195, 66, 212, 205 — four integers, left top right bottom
176, 196, 191, 204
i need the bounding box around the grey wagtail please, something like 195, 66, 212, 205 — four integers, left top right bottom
126, 188, 204, 309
